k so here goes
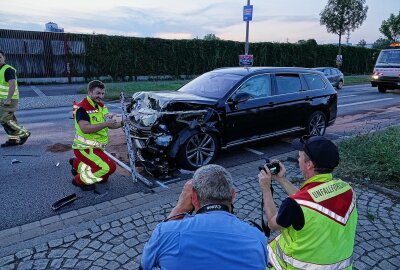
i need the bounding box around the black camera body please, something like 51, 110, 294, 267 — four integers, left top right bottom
258, 159, 280, 175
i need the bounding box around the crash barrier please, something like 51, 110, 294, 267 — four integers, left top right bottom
0, 29, 377, 81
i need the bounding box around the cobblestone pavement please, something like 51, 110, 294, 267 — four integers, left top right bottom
0, 152, 399, 270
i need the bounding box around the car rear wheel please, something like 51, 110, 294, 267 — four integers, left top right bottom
306, 111, 327, 136
177, 132, 218, 170
336, 80, 343, 90
378, 85, 387, 93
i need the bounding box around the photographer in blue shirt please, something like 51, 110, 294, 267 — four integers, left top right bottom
141, 164, 268, 270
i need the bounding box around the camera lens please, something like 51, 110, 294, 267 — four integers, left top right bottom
259, 162, 280, 175
267, 163, 280, 175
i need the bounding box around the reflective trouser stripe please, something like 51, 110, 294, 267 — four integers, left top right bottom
78, 163, 102, 184
1, 119, 28, 140
273, 235, 353, 270
77, 149, 110, 185
7, 120, 28, 134
73, 148, 116, 186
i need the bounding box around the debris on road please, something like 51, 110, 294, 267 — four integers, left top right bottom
51, 194, 77, 211
11, 159, 21, 164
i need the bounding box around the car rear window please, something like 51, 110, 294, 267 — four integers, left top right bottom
303, 74, 326, 90
275, 74, 302, 94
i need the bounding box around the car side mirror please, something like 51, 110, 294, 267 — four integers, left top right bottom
230, 92, 251, 105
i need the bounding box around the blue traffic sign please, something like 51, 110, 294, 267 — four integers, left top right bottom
243, 5, 253, 21
239, 54, 253, 66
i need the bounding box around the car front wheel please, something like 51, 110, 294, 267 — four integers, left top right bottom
378, 85, 387, 93
336, 80, 343, 90
306, 111, 327, 136
177, 132, 218, 170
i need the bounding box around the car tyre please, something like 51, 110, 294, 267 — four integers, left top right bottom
336, 80, 343, 90
378, 85, 387, 93
306, 111, 327, 136
177, 132, 218, 170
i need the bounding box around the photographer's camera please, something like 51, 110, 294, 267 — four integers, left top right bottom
258, 160, 280, 175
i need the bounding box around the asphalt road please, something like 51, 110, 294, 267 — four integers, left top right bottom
0, 84, 399, 230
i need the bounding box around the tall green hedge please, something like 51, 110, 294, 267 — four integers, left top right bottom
69, 33, 377, 79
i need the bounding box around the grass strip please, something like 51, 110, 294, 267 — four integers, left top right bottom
335, 126, 400, 191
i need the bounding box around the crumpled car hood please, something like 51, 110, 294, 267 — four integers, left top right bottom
132, 91, 218, 110
130, 91, 217, 127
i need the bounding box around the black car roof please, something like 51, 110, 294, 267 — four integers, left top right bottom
212, 67, 321, 75
313, 67, 335, 70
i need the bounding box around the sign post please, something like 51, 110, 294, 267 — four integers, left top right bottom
241, 1, 253, 66
243, 1, 253, 56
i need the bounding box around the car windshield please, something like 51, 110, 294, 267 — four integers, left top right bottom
178, 72, 244, 99
377, 50, 400, 64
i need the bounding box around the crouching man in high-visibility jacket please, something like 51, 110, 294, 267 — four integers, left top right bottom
71, 80, 123, 191
258, 135, 358, 270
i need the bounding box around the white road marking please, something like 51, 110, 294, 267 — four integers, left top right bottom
338, 98, 393, 108
30, 86, 46, 97
243, 147, 264, 155
107, 103, 121, 108
339, 95, 357, 98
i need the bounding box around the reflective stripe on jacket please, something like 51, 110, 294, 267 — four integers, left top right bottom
0, 64, 19, 100
268, 174, 358, 270
72, 96, 109, 149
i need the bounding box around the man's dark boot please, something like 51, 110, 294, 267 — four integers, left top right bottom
1, 139, 20, 147
69, 158, 77, 176
19, 131, 31, 145
69, 157, 75, 166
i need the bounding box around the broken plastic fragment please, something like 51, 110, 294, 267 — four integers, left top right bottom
11, 159, 21, 164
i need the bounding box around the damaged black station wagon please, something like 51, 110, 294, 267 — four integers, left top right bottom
127, 67, 337, 176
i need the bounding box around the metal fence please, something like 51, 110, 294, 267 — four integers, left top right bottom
0, 29, 86, 80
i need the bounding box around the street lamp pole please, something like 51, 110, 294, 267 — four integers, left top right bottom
245, 0, 250, 55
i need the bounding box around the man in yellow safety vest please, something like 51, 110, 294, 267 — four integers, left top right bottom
71, 80, 123, 191
0, 50, 30, 147
258, 135, 358, 270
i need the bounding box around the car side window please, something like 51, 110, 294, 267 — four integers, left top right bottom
303, 74, 326, 90
236, 75, 271, 98
323, 69, 331, 76
275, 74, 302, 95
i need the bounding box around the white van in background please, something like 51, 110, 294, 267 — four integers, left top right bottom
371, 43, 400, 93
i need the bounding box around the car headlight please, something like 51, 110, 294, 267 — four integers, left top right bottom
372, 75, 379, 80
155, 135, 173, 147
158, 124, 168, 132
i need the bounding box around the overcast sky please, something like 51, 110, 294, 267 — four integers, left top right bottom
1, 0, 398, 44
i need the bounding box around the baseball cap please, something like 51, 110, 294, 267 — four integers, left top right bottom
292, 135, 339, 168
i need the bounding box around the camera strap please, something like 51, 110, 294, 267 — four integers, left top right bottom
196, 204, 232, 214
261, 183, 274, 237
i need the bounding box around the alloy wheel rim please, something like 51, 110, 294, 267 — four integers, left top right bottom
309, 114, 326, 135
186, 133, 216, 167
